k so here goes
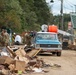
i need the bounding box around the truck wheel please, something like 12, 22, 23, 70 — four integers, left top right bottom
57, 52, 61, 56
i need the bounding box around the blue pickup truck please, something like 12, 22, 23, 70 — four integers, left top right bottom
34, 31, 62, 56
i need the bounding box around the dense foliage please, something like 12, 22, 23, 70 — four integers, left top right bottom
0, 0, 71, 33
53, 14, 71, 30
0, 0, 53, 32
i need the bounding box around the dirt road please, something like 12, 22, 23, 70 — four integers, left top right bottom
25, 50, 76, 75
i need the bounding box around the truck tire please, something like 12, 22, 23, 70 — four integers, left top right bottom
57, 52, 61, 56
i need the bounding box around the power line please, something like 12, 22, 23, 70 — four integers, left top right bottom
63, 6, 73, 14
66, 0, 76, 6
48, 0, 76, 15
64, 0, 75, 12
63, 6, 73, 10
64, 0, 74, 7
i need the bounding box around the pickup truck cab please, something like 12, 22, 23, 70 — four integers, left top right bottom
34, 31, 62, 56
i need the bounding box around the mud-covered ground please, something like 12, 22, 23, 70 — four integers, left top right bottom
25, 50, 76, 75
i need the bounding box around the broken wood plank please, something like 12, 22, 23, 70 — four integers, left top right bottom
6, 46, 16, 58
27, 49, 42, 57
32, 48, 42, 57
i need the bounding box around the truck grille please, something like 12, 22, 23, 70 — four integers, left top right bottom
40, 44, 58, 48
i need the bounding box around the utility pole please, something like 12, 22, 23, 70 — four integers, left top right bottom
50, 0, 64, 30
61, 0, 63, 30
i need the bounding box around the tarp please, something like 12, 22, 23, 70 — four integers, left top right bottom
58, 29, 72, 36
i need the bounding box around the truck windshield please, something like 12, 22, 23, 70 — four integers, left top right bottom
36, 33, 56, 40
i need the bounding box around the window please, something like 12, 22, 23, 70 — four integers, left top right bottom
36, 33, 56, 40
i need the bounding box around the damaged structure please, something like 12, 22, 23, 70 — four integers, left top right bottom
0, 46, 51, 75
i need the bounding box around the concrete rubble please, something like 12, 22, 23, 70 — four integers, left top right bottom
0, 46, 61, 75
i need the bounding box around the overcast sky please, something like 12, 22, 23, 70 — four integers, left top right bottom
46, 0, 76, 15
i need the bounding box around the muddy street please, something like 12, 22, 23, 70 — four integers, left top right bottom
25, 50, 76, 75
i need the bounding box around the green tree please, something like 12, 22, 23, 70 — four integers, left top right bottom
0, 0, 23, 32
53, 14, 71, 30
33, 0, 53, 25
19, 0, 40, 31
0, 0, 53, 32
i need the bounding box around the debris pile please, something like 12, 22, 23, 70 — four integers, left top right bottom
0, 46, 49, 75
0, 46, 61, 75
